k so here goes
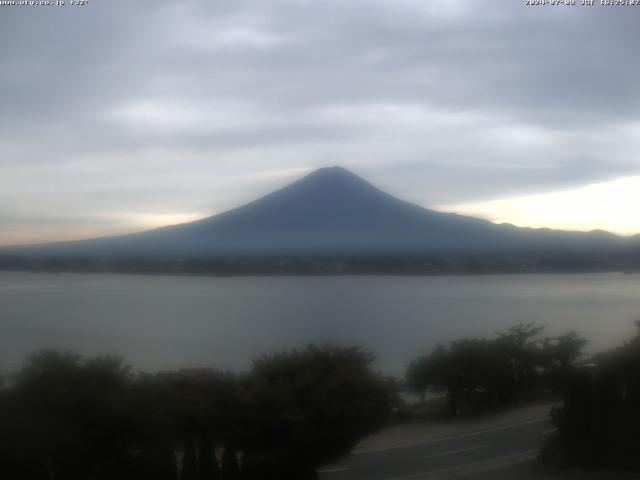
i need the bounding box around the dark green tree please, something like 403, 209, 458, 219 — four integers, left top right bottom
243, 345, 394, 479
556, 322, 640, 469
541, 331, 587, 392
406, 344, 448, 403
6, 350, 134, 479
198, 432, 220, 479
406, 324, 586, 416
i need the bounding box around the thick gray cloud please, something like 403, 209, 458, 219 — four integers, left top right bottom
1, 0, 639, 244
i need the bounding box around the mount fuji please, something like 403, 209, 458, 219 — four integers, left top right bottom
2, 167, 636, 267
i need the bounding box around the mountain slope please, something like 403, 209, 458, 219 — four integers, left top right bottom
2, 167, 635, 259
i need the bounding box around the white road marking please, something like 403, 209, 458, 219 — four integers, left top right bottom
542, 428, 557, 435
385, 449, 539, 480
317, 466, 352, 474
423, 444, 487, 460
354, 416, 549, 454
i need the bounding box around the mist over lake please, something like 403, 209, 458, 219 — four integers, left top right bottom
1, 271, 639, 376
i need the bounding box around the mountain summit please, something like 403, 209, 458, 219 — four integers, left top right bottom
2, 167, 634, 260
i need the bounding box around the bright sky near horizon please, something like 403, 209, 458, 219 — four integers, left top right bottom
1, 0, 639, 245
437, 176, 640, 236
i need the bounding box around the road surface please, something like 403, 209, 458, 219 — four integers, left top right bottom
318, 407, 557, 480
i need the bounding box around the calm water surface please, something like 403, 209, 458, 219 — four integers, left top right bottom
1, 272, 639, 375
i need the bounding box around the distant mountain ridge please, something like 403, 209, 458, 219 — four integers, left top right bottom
2, 167, 638, 262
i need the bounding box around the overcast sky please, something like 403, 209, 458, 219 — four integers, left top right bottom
1, 0, 640, 245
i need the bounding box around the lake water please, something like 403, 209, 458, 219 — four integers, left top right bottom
1, 272, 639, 376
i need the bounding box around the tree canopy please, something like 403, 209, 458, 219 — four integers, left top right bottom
406, 324, 586, 415
0, 345, 392, 480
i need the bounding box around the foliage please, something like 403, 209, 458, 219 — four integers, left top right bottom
554, 322, 640, 470
406, 324, 586, 415
0, 350, 134, 479
0, 345, 392, 480
243, 345, 394, 479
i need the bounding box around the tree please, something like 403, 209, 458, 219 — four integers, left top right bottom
6, 350, 134, 479
541, 331, 587, 392
406, 344, 448, 403
406, 324, 587, 416
0, 345, 394, 480
129, 368, 243, 480
243, 345, 394, 479
496, 323, 545, 392
556, 323, 640, 469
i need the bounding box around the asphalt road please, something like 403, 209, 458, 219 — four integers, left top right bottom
318, 415, 556, 480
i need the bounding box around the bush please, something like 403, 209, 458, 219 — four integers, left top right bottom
406, 324, 586, 416
554, 323, 640, 470
0, 345, 394, 480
